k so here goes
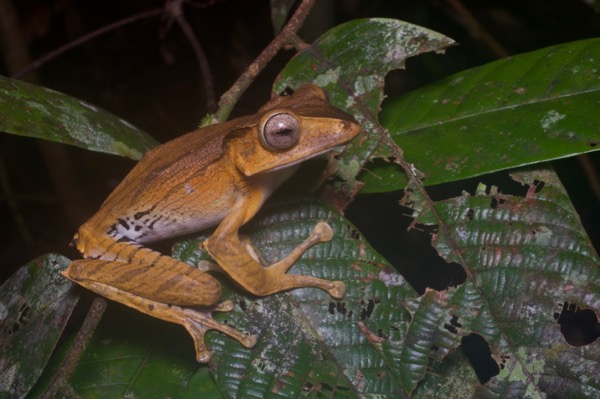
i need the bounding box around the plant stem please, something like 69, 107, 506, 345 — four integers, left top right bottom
41, 297, 107, 399
214, 0, 317, 122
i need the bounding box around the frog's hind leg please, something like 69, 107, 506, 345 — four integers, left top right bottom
63, 258, 256, 362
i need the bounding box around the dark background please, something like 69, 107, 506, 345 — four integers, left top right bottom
1, 0, 599, 312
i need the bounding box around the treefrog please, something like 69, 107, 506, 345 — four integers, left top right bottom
61, 84, 360, 362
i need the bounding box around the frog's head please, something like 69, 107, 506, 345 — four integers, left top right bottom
229, 84, 360, 176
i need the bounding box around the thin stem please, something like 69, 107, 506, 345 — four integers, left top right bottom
214, 0, 317, 122
169, 0, 217, 113
12, 8, 164, 79
40, 297, 107, 399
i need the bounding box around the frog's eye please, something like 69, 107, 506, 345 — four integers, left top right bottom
261, 112, 300, 151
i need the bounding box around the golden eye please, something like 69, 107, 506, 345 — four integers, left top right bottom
261, 112, 300, 151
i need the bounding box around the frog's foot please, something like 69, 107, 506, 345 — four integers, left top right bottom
181, 306, 257, 362
197, 260, 223, 273
266, 221, 333, 274
62, 267, 256, 362
266, 221, 346, 299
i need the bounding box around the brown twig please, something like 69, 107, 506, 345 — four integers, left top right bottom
214, 0, 317, 122
40, 297, 108, 399
12, 8, 164, 79
167, 0, 217, 113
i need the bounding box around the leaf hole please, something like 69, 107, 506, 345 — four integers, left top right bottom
500, 354, 510, 369
9, 302, 31, 335
589, 141, 598, 148
461, 333, 499, 383
532, 179, 545, 193
360, 299, 376, 320
557, 302, 600, 346
466, 208, 474, 221
346, 191, 466, 294
337, 301, 347, 316
490, 197, 505, 209
345, 224, 361, 240
444, 314, 462, 334
443, 323, 457, 334
450, 314, 462, 328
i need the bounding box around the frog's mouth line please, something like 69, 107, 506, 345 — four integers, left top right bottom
266, 143, 346, 173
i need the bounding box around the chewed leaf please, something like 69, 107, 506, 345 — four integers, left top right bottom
365, 38, 600, 192
0, 76, 157, 159
174, 196, 421, 398
409, 166, 600, 397
275, 18, 455, 201
0, 254, 77, 398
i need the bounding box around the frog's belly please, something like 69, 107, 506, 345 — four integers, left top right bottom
108, 175, 238, 243
104, 165, 295, 244
134, 208, 229, 243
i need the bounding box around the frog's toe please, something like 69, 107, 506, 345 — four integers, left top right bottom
213, 300, 234, 312
328, 281, 346, 299
313, 221, 333, 242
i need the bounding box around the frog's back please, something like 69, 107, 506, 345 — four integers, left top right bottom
83, 116, 256, 241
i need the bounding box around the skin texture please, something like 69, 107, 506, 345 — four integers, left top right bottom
61, 84, 361, 362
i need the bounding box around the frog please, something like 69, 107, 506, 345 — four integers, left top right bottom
61, 84, 361, 362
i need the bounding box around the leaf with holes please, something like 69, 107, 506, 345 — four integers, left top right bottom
405, 166, 600, 397
0, 76, 157, 159
0, 254, 77, 399
274, 18, 455, 202
364, 38, 600, 192
65, 196, 435, 398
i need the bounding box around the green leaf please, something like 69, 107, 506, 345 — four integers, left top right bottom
0, 254, 77, 399
30, 177, 600, 397
176, 196, 420, 398
67, 306, 217, 398
364, 38, 600, 192
408, 166, 600, 397
0, 76, 158, 159
275, 18, 455, 199
411, 350, 479, 398
67, 196, 422, 398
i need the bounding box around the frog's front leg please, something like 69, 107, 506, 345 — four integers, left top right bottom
205, 187, 346, 299
62, 238, 256, 362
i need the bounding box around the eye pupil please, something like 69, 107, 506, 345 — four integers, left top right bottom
262, 113, 300, 150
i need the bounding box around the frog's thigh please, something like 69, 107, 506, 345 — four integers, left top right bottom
64, 258, 221, 307
63, 259, 254, 363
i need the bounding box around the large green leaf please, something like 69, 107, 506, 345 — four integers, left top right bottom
66, 307, 216, 398
364, 38, 600, 192
67, 196, 420, 398
0, 254, 77, 399
406, 166, 600, 397
0, 76, 157, 159
64, 167, 600, 397
275, 18, 455, 201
